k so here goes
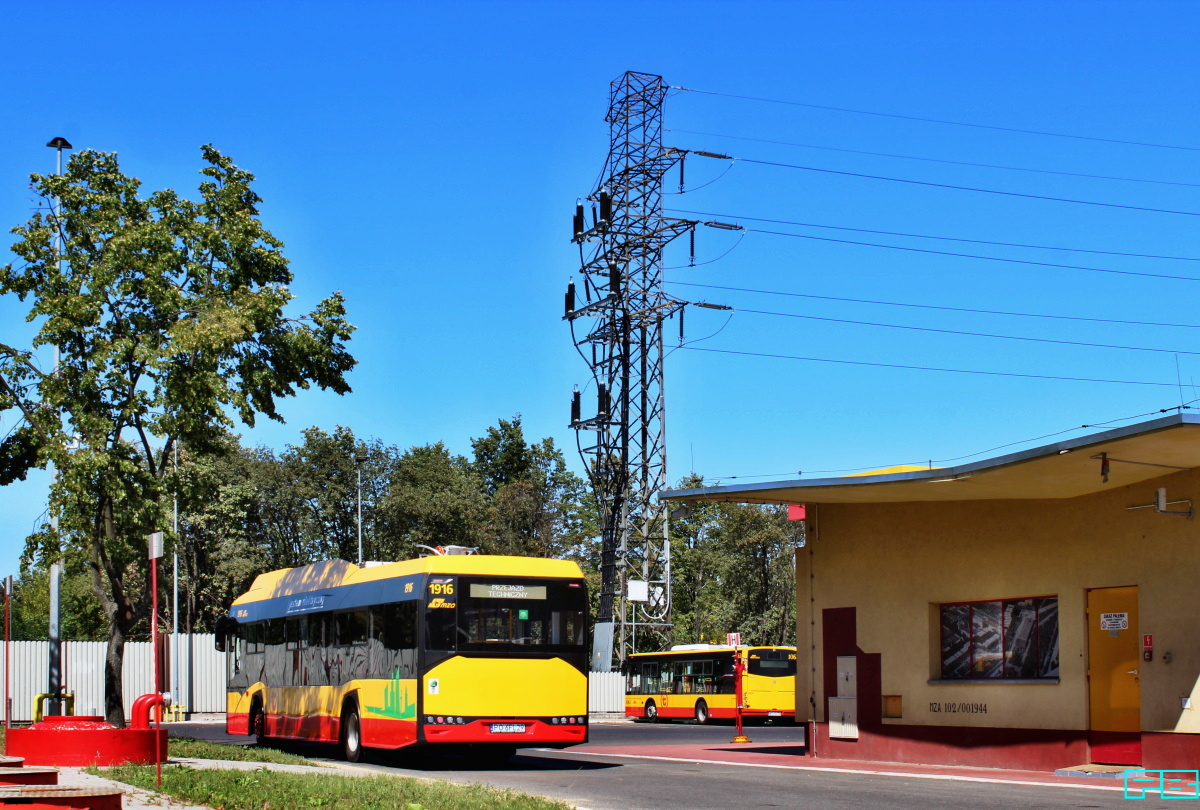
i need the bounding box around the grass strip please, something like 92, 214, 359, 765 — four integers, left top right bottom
97, 763, 572, 810
167, 736, 316, 766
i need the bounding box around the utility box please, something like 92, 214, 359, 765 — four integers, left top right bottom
830, 655, 859, 739
836, 656, 857, 697
829, 697, 859, 739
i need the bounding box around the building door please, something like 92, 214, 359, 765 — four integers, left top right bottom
1087, 586, 1140, 765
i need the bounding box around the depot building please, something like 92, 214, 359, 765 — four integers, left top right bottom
661, 413, 1200, 771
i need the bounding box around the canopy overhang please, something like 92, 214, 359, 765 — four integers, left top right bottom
660, 413, 1200, 506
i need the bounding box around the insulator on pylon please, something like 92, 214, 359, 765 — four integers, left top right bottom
571, 388, 581, 423
565, 279, 576, 317
591, 204, 598, 228
679, 308, 685, 343
679, 155, 685, 194
599, 188, 612, 226
573, 200, 584, 238
598, 382, 609, 418
608, 259, 621, 295
689, 227, 696, 267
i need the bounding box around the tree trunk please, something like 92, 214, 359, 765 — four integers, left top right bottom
104, 620, 127, 726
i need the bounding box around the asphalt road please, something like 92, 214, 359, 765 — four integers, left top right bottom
171, 720, 1173, 809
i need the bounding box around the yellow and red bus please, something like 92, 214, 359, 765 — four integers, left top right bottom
217, 553, 589, 762
623, 645, 796, 723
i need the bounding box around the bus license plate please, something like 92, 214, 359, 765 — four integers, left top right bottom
490, 723, 526, 733
768, 711, 782, 717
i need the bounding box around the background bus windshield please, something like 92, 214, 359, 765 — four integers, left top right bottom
425, 577, 586, 653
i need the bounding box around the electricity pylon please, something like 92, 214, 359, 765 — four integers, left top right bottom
566, 72, 694, 671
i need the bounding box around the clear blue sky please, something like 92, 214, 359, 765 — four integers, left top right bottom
2, 1, 1199, 578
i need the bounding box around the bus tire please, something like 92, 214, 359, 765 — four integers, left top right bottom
250, 697, 268, 746
693, 699, 709, 725
643, 700, 658, 722
341, 703, 363, 763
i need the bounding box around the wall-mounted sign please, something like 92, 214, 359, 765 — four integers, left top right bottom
1143, 634, 1154, 648
1100, 612, 1129, 630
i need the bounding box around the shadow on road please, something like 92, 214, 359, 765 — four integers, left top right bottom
708, 744, 807, 757
405, 751, 621, 773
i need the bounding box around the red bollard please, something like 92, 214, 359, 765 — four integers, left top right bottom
730, 649, 751, 744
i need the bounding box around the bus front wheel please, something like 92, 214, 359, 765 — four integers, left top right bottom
341, 704, 363, 762
693, 700, 709, 725
250, 699, 268, 746
643, 700, 658, 722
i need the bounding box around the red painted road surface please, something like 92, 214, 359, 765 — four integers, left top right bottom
573, 741, 1129, 793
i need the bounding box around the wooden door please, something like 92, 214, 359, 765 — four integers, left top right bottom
1087, 586, 1140, 765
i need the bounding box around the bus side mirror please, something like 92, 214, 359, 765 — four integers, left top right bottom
215, 616, 236, 652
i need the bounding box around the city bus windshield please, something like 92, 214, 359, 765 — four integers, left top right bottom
425, 576, 587, 654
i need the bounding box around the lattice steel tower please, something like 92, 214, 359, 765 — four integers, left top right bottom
565, 72, 693, 670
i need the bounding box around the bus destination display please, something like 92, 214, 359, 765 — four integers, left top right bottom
470, 584, 547, 600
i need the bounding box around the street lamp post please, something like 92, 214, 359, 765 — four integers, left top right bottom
45, 136, 72, 717
355, 453, 367, 565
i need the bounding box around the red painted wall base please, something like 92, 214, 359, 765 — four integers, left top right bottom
811, 723, 1200, 771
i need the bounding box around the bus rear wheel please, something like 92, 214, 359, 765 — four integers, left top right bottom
643, 700, 658, 722
341, 705, 363, 762
693, 700, 709, 725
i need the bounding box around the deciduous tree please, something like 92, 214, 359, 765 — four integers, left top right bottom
0, 147, 355, 723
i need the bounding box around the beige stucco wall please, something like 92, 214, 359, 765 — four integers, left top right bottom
795, 468, 1200, 733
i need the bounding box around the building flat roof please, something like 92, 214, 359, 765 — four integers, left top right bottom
660, 413, 1200, 506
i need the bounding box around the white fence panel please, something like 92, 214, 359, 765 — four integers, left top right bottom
5, 637, 624, 719
589, 671, 624, 713
0, 634, 224, 722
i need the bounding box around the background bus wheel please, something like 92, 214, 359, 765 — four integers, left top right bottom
341, 705, 363, 762
693, 700, 709, 725
251, 699, 268, 746
643, 700, 658, 722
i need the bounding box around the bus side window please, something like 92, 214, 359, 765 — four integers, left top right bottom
335, 611, 368, 646
231, 626, 246, 675
247, 622, 263, 654
372, 601, 418, 678
643, 662, 659, 693
626, 663, 641, 693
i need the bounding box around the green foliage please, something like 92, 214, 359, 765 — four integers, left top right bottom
160, 418, 596, 633
9, 560, 107, 641
470, 416, 592, 558
0, 146, 355, 722
378, 441, 487, 554
669, 475, 800, 648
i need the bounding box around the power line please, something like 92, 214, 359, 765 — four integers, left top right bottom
682, 345, 1178, 387
667, 208, 1200, 262
714, 224, 1200, 283
734, 156, 1200, 217
707, 402, 1197, 480
733, 306, 1200, 357
668, 128, 1200, 189
668, 281, 1200, 330
670, 86, 1200, 153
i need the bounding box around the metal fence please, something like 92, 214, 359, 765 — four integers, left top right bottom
1, 636, 627, 721
589, 671, 624, 713
0, 634, 224, 722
